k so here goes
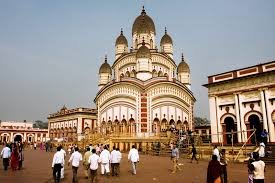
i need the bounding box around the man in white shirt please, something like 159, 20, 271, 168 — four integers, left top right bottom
128, 145, 139, 175
213, 145, 220, 162
99, 145, 111, 175
110, 146, 122, 176
251, 152, 265, 183
88, 149, 100, 183
68, 147, 82, 183
60, 146, 66, 179
1, 143, 11, 171
52, 146, 65, 183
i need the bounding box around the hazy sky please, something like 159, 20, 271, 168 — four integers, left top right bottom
0, 1, 274, 122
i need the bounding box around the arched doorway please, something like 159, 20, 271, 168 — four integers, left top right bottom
14, 134, 22, 142
249, 114, 263, 144
224, 117, 237, 144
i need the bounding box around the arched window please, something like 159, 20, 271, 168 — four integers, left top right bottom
150, 39, 153, 49
125, 71, 130, 77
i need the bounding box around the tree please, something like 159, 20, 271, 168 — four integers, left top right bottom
194, 117, 210, 127
33, 120, 48, 129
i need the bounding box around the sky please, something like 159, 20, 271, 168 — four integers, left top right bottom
0, 0, 274, 122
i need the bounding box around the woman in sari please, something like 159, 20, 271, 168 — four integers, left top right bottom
207, 155, 222, 183
10, 143, 19, 171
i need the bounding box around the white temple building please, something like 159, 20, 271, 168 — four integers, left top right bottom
94, 7, 196, 135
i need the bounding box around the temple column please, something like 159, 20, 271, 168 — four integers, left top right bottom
209, 95, 218, 143
10, 132, 14, 142
23, 132, 27, 142
238, 93, 247, 142
234, 93, 242, 143
260, 89, 268, 133
35, 133, 38, 142
263, 89, 275, 142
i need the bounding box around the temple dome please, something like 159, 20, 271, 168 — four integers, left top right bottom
115, 29, 128, 46
99, 57, 112, 74
160, 28, 173, 45
132, 7, 156, 36
177, 55, 190, 73
136, 41, 151, 58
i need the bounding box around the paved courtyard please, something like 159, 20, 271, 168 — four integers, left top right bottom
0, 148, 275, 183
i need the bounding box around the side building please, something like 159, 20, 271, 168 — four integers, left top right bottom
0, 120, 48, 143
204, 60, 275, 145
47, 106, 97, 142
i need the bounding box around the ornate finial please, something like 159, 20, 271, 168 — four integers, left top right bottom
120, 28, 123, 35
142, 37, 145, 45
141, 6, 146, 15
104, 54, 107, 63
165, 27, 167, 34
181, 53, 184, 62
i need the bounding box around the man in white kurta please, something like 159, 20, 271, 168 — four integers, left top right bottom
110, 147, 122, 176
68, 147, 82, 183
213, 145, 220, 161
99, 146, 110, 175
128, 145, 139, 175
60, 146, 66, 179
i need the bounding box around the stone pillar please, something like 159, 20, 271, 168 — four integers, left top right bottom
209, 95, 218, 143
23, 132, 26, 142
10, 132, 14, 142
260, 89, 268, 132
35, 133, 38, 142
263, 89, 275, 142
234, 93, 242, 142
215, 97, 223, 143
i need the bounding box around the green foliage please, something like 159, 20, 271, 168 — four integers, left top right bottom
194, 117, 210, 127
33, 120, 48, 129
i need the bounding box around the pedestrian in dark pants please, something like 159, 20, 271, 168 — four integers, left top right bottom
68, 147, 83, 183
1, 143, 11, 171
18, 146, 24, 170
190, 144, 198, 163
220, 149, 228, 183
52, 146, 64, 183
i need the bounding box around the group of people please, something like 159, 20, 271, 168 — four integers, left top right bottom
0, 142, 24, 171
207, 145, 266, 183
207, 146, 228, 183
51, 144, 140, 183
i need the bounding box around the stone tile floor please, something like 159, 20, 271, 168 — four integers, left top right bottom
0, 148, 274, 183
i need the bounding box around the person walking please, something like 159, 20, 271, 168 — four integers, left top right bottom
34, 142, 37, 150
1, 143, 11, 171
99, 145, 111, 175
190, 144, 198, 163
171, 144, 181, 173
213, 145, 220, 162
10, 143, 19, 171
83, 147, 92, 179
88, 149, 100, 183
18, 146, 24, 170
60, 146, 66, 179
110, 146, 116, 176
220, 149, 228, 183
52, 146, 65, 183
110, 146, 122, 176
128, 145, 139, 175
250, 152, 265, 183
68, 147, 82, 183
207, 155, 222, 183
247, 153, 254, 183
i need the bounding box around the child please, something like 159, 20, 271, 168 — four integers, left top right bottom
247, 153, 254, 183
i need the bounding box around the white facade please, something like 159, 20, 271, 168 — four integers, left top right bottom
48, 107, 97, 142
205, 61, 275, 145
0, 121, 48, 143
95, 7, 195, 135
